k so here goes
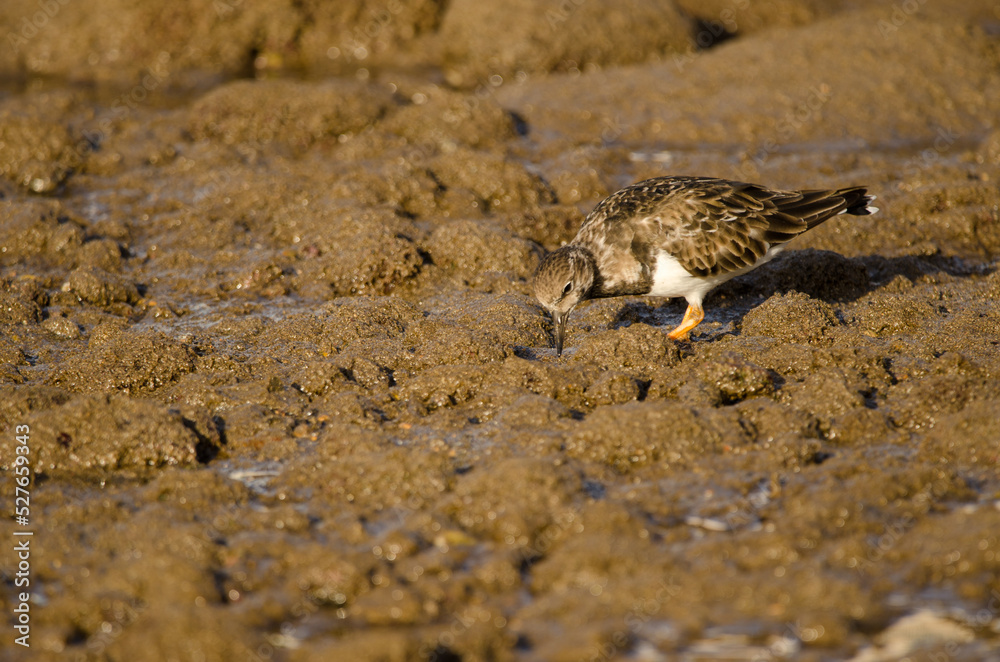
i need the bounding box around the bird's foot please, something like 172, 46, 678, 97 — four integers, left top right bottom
667, 328, 691, 342
668, 303, 704, 342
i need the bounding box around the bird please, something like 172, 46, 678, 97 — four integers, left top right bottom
533, 176, 878, 355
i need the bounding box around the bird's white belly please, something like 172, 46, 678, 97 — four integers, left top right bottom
648, 245, 786, 305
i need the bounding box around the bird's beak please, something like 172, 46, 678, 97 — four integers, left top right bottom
552, 311, 567, 357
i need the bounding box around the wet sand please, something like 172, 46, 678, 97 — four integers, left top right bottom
2, 1, 1000, 660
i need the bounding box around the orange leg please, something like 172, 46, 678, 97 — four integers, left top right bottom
668, 303, 704, 341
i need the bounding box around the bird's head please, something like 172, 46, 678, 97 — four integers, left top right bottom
532, 246, 597, 356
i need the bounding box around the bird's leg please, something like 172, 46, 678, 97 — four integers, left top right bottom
668, 303, 704, 341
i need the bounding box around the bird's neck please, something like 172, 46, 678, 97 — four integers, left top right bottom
580, 246, 651, 298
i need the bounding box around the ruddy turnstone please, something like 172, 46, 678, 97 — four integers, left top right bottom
533, 176, 877, 355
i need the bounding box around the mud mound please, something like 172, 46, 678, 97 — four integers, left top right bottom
571, 322, 682, 374
427, 149, 556, 213
0, 109, 77, 193
741, 290, 840, 342
0, 0, 446, 80
674, 0, 839, 35
312, 296, 422, 349
425, 219, 540, 286
442, 457, 583, 548
0, 286, 41, 325
439, 0, 693, 86
290, 443, 455, 512
0, 200, 80, 267
22, 393, 219, 474
51, 329, 196, 394
0, 385, 72, 431
188, 79, 396, 151
564, 401, 744, 471
381, 86, 519, 150
497, 11, 1000, 168
436, 293, 550, 348
65, 266, 140, 308
269, 204, 424, 298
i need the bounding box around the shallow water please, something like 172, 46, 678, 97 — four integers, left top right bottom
2, 1, 1000, 660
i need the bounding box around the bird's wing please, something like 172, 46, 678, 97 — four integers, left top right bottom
574, 176, 861, 285
633, 178, 850, 278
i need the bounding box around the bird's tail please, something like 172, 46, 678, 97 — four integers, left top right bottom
779, 186, 879, 230
836, 186, 879, 217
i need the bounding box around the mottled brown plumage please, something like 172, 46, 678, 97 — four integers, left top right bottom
534, 176, 877, 355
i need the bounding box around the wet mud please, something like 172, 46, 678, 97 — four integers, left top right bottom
2, 1, 1000, 660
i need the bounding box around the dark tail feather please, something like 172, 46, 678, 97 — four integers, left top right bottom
836, 186, 878, 217
782, 186, 879, 231
777, 186, 878, 230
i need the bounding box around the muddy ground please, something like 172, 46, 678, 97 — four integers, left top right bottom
2, 1, 1000, 660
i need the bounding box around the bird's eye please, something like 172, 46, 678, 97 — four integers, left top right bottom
562, 281, 573, 295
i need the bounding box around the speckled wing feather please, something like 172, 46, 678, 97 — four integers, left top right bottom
581, 176, 864, 279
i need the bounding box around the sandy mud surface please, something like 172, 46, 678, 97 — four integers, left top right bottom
2, 1, 1000, 660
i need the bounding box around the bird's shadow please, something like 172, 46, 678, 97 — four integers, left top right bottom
611, 248, 993, 334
